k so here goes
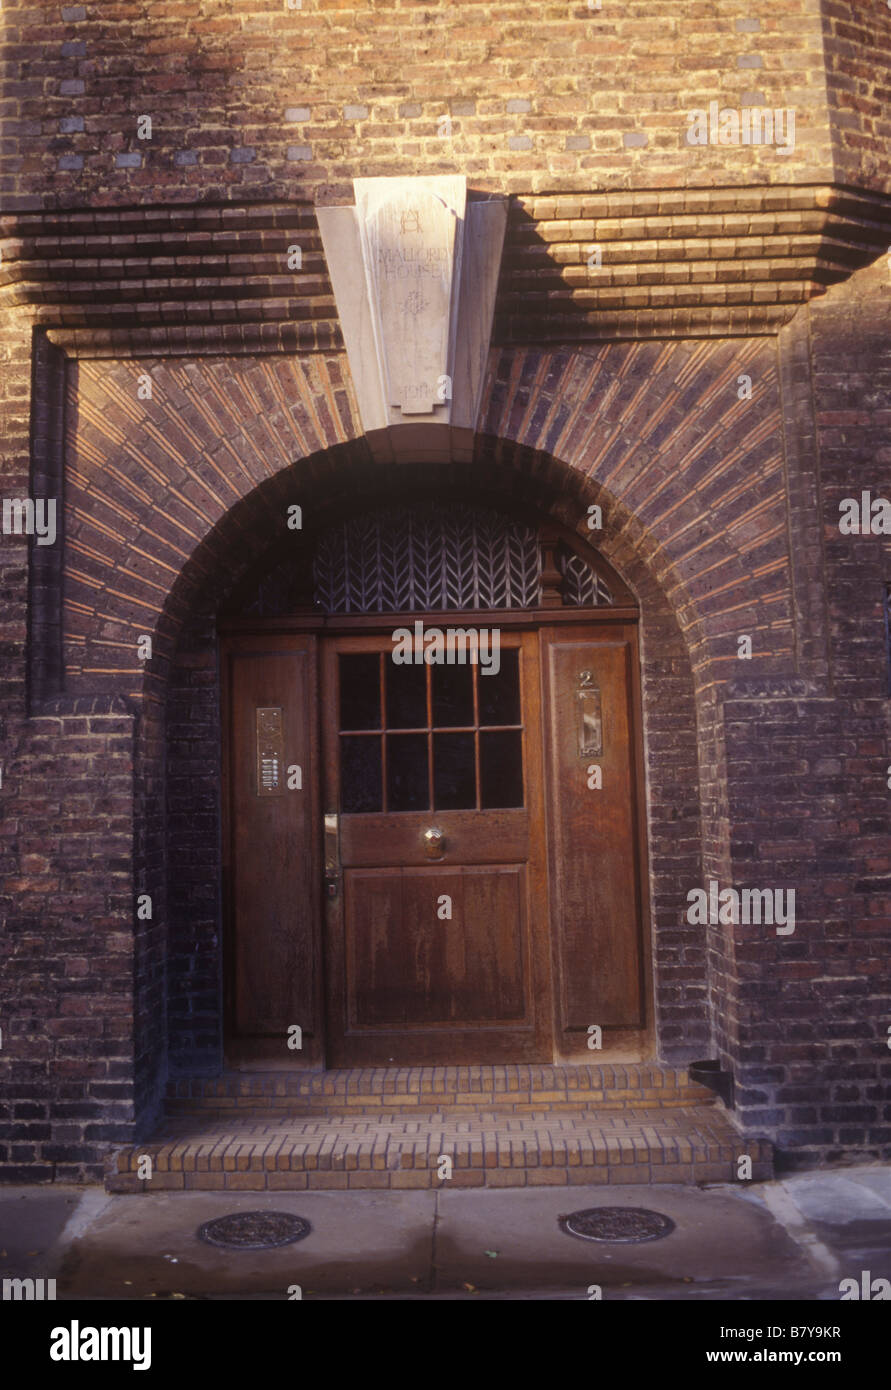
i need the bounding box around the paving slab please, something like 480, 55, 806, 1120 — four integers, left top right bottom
3, 1167, 890, 1301
53, 1189, 435, 1300
433, 1183, 816, 1298
774, 1168, 891, 1280
777, 1172, 891, 1226
0, 1186, 84, 1287
849, 1170, 891, 1206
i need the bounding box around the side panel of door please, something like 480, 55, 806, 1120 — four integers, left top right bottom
222, 634, 321, 1062
540, 625, 646, 1055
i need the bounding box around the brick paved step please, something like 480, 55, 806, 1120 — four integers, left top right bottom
165, 1064, 715, 1120
108, 1105, 772, 1192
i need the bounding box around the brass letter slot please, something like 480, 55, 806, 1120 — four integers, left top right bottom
256, 706, 285, 796
577, 669, 603, 757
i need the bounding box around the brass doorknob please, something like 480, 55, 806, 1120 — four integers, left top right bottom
423, 827, 445, 857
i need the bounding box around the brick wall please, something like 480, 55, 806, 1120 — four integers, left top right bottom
8, 302, 888, 1174
0, 312, 40, 1176
166, 614, 221, 1073
708, 255, 891, 1168
802, 255, 891, 1160
0, 704, 136, 1182
0, 0, 844, 212
0, 0, 889, 1179
821, 0, 891, 196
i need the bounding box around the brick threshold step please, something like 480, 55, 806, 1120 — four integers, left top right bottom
166, 1063, 715, 1119
108, 1105, 773, 1191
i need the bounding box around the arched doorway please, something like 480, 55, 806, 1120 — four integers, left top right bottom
218, 494, 651, 1067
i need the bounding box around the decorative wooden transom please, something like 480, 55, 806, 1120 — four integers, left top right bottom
312, 503, 612, 613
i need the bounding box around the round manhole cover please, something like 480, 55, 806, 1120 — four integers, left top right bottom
197, 1211, 312, 1250
559, 1206, 675, 1243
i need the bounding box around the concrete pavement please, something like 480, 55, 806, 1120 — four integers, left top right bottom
2, 1166, 889, 1300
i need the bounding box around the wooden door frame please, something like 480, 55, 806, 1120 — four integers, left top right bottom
219, 606, 654, 1066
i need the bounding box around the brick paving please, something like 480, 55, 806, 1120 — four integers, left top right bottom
165, 1063, 715, 1119
108, 1102, 773, 1192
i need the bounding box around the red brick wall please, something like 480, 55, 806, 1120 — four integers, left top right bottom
803, 256, 891, 1158
1, 0, 839, 212
165, 614, 221, 1072
711, 255, 891, 1166
1, 1, 890, 1180
821, 0, 891, 197
0, 314, 42, 1175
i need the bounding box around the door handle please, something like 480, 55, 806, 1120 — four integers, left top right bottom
324, 812, 340, 898
423, 826, 445, 858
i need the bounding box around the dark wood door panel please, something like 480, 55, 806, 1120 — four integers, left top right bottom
541, 629, 645, 1046
223, 636, 321, 1060
345, 865, 528, 1028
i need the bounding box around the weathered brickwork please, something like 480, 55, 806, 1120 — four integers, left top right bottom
0, 2, 889, 1181
710, 257, 891, 1167
0, 0, 843, 212
1, 705, 135, 1182
821, 0, 891, 195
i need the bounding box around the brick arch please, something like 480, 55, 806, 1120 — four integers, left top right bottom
63, 342, 785, 1081
163, 445, 630, 633
477, 339, 791, 693
65, 336, 787, 707
158, 434, 723, 1075
64, 353, 365, 702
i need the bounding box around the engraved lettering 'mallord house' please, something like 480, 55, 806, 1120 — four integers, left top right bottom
0, 1, 889, 1187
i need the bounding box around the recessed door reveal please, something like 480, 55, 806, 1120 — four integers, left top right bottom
223, 501, 645, 1067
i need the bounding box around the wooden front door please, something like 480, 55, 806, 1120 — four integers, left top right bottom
319, 631, 553, 1065
222, 618, 649, 1067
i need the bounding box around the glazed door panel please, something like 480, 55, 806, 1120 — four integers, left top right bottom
320, 631, 552, 1065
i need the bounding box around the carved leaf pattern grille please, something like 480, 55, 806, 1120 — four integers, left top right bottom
558, 548, 614, 607
312, 504, 612, 613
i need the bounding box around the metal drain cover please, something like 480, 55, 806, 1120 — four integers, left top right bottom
197, 1211, 311, 1250
559, 1206, 675, 1244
